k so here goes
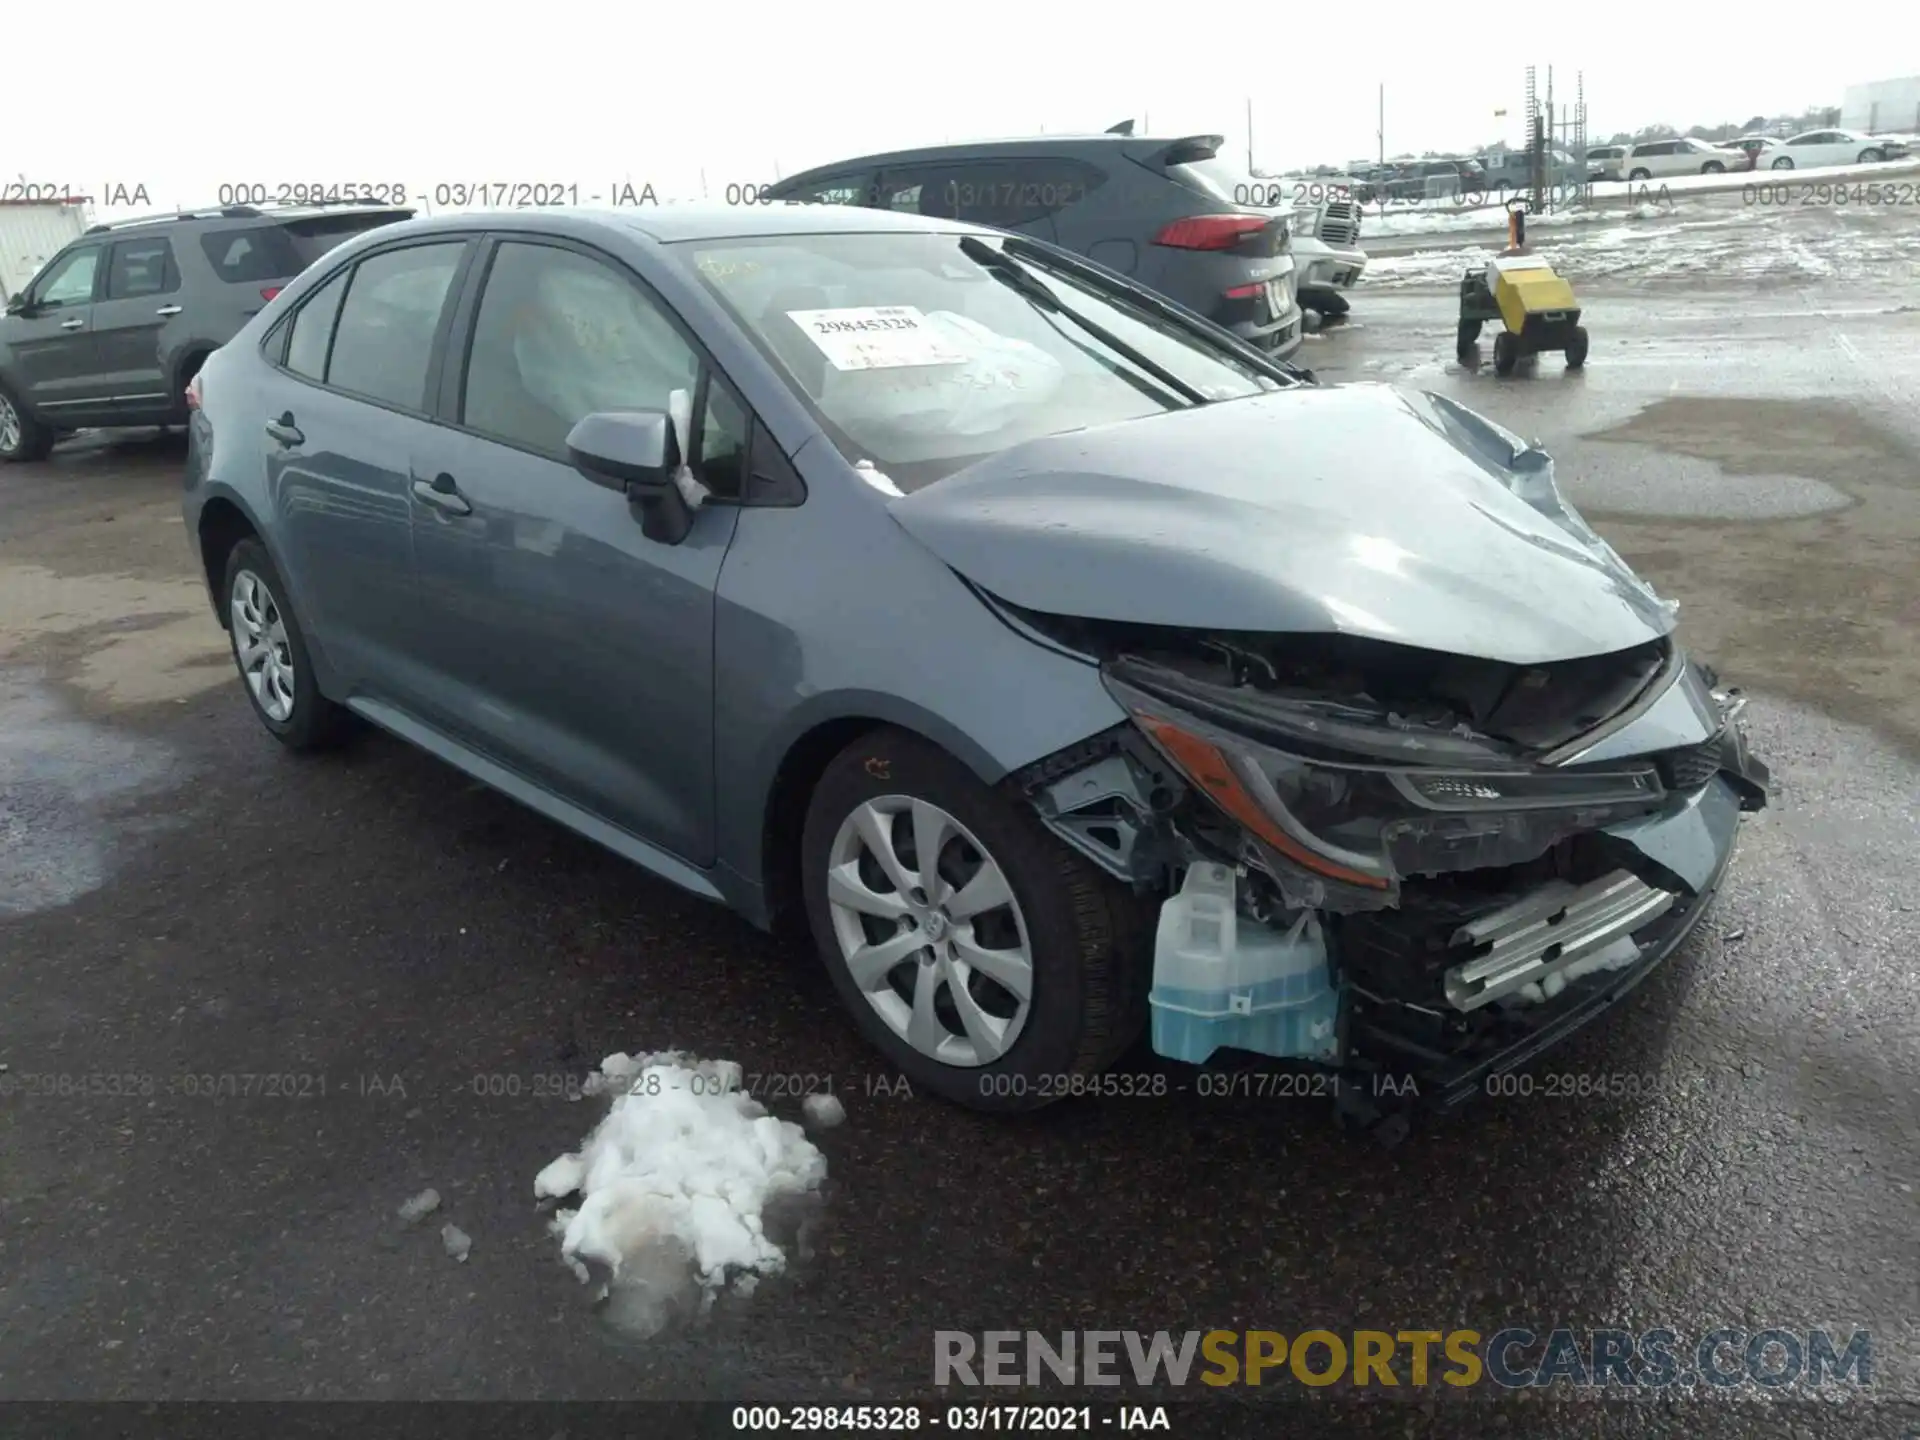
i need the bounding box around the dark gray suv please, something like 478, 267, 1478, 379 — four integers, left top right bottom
0, 200, 411, 462
763, 132, 1305, 364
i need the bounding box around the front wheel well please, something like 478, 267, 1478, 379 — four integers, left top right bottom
760, 718, 889, 940
197, 498, 259, 624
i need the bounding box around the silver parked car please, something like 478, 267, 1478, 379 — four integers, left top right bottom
182, 205, 1769, 1126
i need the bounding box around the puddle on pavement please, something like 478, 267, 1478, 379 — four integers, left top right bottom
1553, 439, 1850, 520
1583, 396, 1911, 503
0, 561, 230, 708
1583, 397, 1920, 760
0, 672, 188, 917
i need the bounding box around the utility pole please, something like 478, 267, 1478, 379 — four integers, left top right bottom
1247, 97, 1254, 173
1377, 83, 1385, 165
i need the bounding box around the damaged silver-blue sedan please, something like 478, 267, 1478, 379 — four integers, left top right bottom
181, 203, 1769, 1129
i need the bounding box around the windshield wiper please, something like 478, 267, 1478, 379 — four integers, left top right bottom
958, 235, 1211, 407
991, 233, 1312, 386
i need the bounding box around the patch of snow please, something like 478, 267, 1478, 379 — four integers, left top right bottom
441, 1223, 472, 1262
397, 1188, 441, 1225
801, 1093, 846, 1131
536, 1052, 828, 1328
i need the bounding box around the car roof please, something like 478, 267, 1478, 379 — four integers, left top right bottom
355, 203, 1000, 246
83, 202, 411, 235
774, 131, 1225, 182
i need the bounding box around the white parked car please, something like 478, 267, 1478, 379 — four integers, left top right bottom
1766, 129, 1911, 169
1586, 145, 1628, 182
1623, 137, 1737, 179
1287, 197, 1366, 320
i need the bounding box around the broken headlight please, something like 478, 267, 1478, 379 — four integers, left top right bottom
1103, 666, 1666, 901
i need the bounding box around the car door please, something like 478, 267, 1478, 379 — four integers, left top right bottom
263, 237, 475, 702
404, 235, 746, 865
92, 234, 181, 421
3, 242, 110, 424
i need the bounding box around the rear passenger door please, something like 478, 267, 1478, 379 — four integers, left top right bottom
92, 234, 182, 421
261, 237, 476, 702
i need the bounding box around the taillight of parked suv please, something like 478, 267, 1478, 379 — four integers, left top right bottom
1153, 215, 1269, 251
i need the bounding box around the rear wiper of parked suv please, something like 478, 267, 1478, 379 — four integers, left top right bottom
958, 235, 1211, 407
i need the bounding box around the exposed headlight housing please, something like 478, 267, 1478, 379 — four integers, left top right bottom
1103, 663, 1668, 909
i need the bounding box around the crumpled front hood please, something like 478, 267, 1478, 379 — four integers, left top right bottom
888, 383, 1676, 665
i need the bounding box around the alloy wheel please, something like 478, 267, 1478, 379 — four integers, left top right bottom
824, 796, 1034, 1067
0, 393, 19, 455
230, 570, 296, 723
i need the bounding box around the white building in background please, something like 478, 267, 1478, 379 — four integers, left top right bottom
0, 200, 90, 302
1841, 76, 1920, 135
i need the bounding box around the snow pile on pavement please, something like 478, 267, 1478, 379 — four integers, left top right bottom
535, 1052, 829, 1331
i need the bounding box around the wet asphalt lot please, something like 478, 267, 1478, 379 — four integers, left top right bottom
2, 207, 1918, 1439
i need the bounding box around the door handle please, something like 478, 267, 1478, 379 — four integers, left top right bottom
264, 412, 304, 446
155, 304, 183, 317
411, 473, 472, 516
60, 317, 85, 330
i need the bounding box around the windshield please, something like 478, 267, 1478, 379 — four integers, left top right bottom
681, 231, 1285, 490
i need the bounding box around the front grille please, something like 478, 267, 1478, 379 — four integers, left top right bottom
1320, 201, 1361, 246
1655, 734, 1724, 792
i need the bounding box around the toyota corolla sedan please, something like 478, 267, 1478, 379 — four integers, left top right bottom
183, 204, 1768, 1128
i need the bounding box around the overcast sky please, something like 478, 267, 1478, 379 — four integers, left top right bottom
7, 2, 1913, 217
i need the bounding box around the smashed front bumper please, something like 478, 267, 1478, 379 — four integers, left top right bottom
1345, 710, 1769, 1119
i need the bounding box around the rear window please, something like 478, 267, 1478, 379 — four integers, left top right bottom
198, 211, 412, 285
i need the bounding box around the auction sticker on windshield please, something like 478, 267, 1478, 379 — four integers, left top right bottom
787, 307, 970, 370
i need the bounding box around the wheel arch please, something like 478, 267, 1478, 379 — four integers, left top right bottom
194, 489, 269, 624
752, 697, 1012, 940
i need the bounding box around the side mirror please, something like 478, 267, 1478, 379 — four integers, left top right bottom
3, 293, 28, 316
565, 410, 693, 545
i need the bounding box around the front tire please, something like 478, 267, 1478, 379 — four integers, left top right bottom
1628, 168, 1652, 181
1565, 326, 1589, 369
1493, 330, 1520, 376
1772, 156, 1794, 170
0, 381, 56, 463
800, 729, 1147, 1112
1859, 149, 1883, 164
222, 538, 351, 750
1456, 318, 1482, 354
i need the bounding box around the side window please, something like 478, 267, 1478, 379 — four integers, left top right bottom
106, 237, 179, 299
695, 374, 750, 499
325, 243, 464, 410
33, 247, 101, 308
902, 162, 1086, 228
201, 227, 299, 284
284, 268, 350, 381
782, 174, 876, 207
461, 241, 700, 460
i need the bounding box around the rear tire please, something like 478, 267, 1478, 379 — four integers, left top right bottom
1702, 161, 1725, 174
800, 728, 1148, 1113
1628, 167, 1652, 181
1772, 156, 1794, 170
1565, 326, 1589, 370
1493, 330, 1519, 376
0, 381, 56, 463
222, 538, 352, 751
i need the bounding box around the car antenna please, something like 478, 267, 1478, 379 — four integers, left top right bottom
1105, 119, 1135, 136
